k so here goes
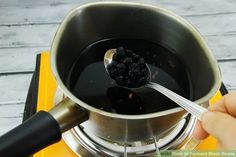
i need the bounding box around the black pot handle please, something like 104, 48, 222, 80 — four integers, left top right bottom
0, 111, 61, 157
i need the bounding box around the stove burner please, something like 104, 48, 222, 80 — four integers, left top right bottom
55, 88, 199, 157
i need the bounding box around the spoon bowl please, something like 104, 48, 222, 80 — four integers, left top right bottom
104, 48, 207, 120
104, 48, 116, 70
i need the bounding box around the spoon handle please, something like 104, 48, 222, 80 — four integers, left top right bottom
146, 82, 207, 121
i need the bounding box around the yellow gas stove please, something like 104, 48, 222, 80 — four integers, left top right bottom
24, 52, 227, 157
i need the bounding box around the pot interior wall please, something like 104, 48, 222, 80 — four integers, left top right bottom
56, 3, 216, 103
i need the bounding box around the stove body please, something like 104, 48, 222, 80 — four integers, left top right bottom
25, 53, 227, 157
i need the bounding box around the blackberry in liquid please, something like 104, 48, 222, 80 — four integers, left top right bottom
67, 39, 193, 115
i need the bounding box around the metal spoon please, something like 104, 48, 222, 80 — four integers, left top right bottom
104, 49, 207, 120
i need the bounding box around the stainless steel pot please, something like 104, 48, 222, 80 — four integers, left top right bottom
0, 2, 221, 157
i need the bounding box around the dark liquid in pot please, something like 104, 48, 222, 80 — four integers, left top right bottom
67, 39, 193, 115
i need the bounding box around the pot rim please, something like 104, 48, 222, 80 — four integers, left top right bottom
50, 1, 221, 120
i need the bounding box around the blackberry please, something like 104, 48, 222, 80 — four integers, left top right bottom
117, 47, 125, 55
138, 77, 148, 85
109, 68, 118, 79
116, 63, 126, 74
116, 47, 126, 61
115, 75, 124, 85
126, 80, 133, 87
123, 57, 132, 65
133, 54, 140, 62
107, 46, 150, 88
138, 58, 145, 64
133, 69, 140, 76
137, 77, 144, 85
129, 63, 139, 70
141, 68, 149, 75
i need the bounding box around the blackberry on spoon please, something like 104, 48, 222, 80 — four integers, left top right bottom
103, 47, 208, 120
105, 47, 150, 88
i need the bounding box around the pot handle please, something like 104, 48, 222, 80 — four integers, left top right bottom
0, 111, 61, 157
0, 98, 88, 157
